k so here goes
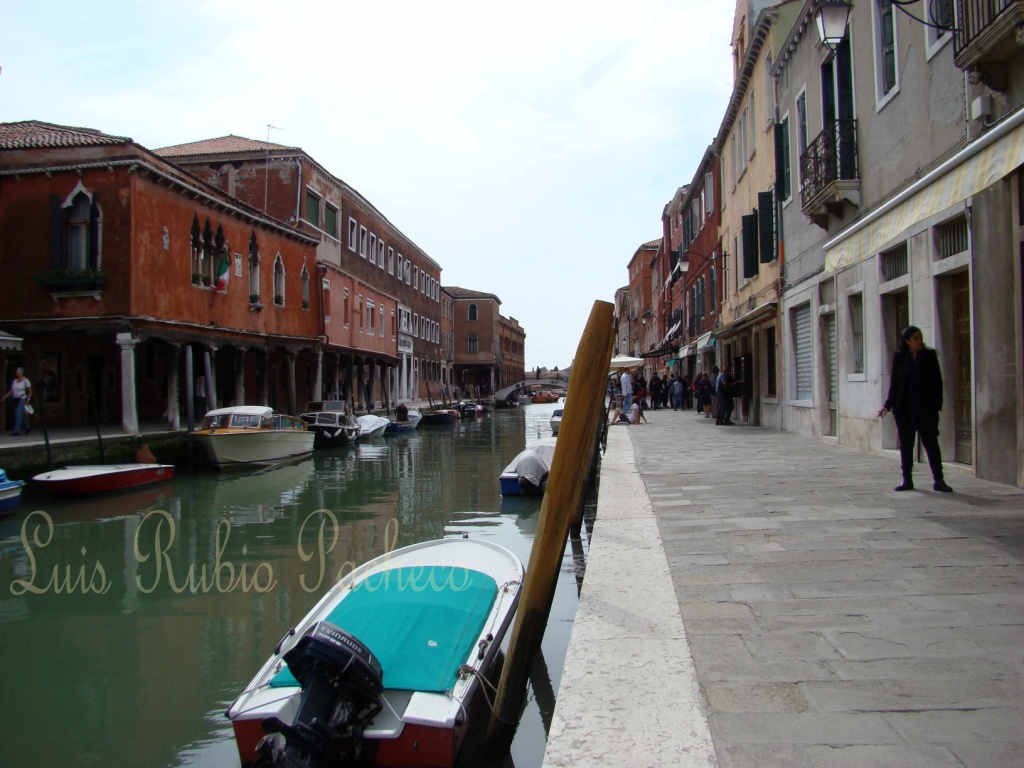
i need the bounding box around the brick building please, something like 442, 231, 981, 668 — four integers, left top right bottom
446, 287, 524, 397
0, 121, 320, 432
155, 135, 444, 406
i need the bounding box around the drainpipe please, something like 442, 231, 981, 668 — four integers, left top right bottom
294, 158, 302, 224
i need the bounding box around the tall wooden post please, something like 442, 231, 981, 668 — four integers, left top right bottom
486, 300, 614, 751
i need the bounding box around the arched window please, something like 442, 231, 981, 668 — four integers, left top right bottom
58, 183, 102, 272
468, 334, 478, 354
468, 303, 478, 321
273, 254, 285, 304
301, 266, 310, 308
248, 231, 260, 300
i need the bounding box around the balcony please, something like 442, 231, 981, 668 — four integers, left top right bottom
35, 268, 107, 299
800, 119, 860, 229
954, 0, 1024, 91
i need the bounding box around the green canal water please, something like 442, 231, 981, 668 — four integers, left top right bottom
0, 402, 592, 768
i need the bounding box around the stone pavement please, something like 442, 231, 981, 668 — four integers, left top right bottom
545, 406, 1024, 767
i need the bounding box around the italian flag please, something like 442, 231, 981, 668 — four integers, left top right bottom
214, 252, 230, 291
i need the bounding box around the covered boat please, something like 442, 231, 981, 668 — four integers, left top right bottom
300, 401, 360, 449
0, 469, 25, 513
191, 406, 314, 468
384, 408, 422, 433
227, 538, 523, 768
499, 437, 558, 496
31, 464, 174, 495
356, 414, 390, 439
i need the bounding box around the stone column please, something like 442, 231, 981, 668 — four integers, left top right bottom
313, 346, 324, 403
167, 343, 181, 431
203, 346, 217, 410
285, 352, 297, 415
116, 332, 140, 435
235, 348, 246, 406
356, 359, 366, 411
367, 359, 377, 410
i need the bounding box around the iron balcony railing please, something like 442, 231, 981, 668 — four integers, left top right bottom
800, 119, 859, 209
955, 0, 1018, 55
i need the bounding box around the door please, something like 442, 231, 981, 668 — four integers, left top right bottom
953, 272, 973, 464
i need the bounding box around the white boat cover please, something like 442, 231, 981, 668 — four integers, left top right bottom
357, 414, 390, 435
504, 438, 558, 488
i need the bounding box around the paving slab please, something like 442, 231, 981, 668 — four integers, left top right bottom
543, 408, 1024, 767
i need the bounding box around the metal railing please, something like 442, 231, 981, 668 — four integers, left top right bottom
955, 0, 1018, 55
800, 119, 859, 209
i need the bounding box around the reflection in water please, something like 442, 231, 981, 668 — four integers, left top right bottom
0, 402, 588, 768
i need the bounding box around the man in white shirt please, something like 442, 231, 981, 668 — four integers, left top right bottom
620, 370, 633, 409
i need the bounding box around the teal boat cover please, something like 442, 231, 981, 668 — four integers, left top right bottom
271, 566, 498, 692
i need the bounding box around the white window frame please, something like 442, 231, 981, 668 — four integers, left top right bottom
388, 247, 395, 275
359, 226, 367, 258
924, 0, 953, 60
795, 88, 808, 189
348, 218, 358, 251
873, 0, 900, 110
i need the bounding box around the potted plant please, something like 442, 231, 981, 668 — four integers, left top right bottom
249, 293, 260, 303
302, 299, 310, 310
192, 272, 202, 285
274, 294, 284, 305
202, 275, 212, 287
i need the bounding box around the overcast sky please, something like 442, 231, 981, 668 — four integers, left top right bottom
2, 0, 735, 370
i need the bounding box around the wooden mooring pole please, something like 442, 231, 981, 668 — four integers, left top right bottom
486, 300, 614, 752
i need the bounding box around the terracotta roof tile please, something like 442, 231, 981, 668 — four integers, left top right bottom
155, 135, 299, 157
0, 120, 130, 150
445, 286, 501, 303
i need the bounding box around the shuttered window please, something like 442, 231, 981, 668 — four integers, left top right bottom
742, 213, 759, 279
793, 304, 812, 400
825, 313, 837, 402
758, 190, 775, 263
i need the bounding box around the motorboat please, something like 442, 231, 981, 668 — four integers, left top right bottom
227, 537, 523, 768
385, 408, 422, 433
530, 391, 559, 404
0, 469, 25, 514
300, 401, 360, 449
499, 437, 558, 496
549, 407, 563, 435
31, 463, 174, 495
191, 406, 314, 468
420, 408, 460, 425
453, 400, 483, 417
357, 414, 389, 439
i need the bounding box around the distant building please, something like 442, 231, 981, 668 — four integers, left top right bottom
446, 286, 524, 395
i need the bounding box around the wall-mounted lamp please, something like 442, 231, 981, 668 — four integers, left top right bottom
815, 0, 852, 53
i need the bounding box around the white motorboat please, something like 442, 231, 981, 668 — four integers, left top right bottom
227, 537, 523, 768
191, 406, 314, 468
549, 407, 563, 435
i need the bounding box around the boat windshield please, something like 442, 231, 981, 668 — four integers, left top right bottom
231, 414, 264, 429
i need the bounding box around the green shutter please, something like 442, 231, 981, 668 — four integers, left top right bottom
758, 191, 774, 263
742, 213, 758, 279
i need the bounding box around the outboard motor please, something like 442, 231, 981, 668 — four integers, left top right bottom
259, 621, 384, 768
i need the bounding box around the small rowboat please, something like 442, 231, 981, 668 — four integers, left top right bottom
227, 537, 523, 768
384, 408, 422, 433
499, 437, 558, 496
32, 463, 175, 495
0, 468, 25, 513
420, 408, 460, 425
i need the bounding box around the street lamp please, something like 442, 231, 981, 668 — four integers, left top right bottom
815, 0, 852, 53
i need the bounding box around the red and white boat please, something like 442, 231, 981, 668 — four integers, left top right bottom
227, 538, 523, 768
31, 463, 175, 495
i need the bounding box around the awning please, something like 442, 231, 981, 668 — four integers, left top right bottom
678, 343, 696, 359
713, 301, 778, 338
0, 330, 23, 351
695, 331, 715, 352
825, 109, 1024, 273
640, 344, 678, 359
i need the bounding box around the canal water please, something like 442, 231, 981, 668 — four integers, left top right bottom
0, 402, 592, 768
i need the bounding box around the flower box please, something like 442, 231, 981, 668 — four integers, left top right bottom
35, 268, 108, 293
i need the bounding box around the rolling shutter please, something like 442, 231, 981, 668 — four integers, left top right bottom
794, 304, 812, 400
826, 313, 837, 403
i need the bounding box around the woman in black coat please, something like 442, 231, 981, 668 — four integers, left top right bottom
877, 326, 952, 492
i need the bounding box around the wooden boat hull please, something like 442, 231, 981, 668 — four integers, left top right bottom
308, 425, 359, 448
420, 409, 460, 425
31, 464, 174, 495
228, 538, 523, 768
192, 430, 314, 467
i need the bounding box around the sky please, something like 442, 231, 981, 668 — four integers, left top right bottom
1, 0, 736, 370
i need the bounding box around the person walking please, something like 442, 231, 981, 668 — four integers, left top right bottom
877, 326, 952, 493
715, 366, 736, 425
2, 367, 33, 436
669, 376, 683, 411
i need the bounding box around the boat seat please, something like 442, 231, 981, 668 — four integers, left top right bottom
271, 566, 498, 693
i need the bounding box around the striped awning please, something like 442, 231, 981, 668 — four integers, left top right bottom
825, 111, 1024, 273
0, 330, 23, 351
